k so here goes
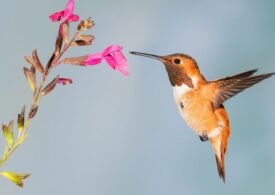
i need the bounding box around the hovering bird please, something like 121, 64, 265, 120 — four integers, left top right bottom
130, 51, 274, 182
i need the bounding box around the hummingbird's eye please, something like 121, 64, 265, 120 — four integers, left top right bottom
173, 58, 181, 64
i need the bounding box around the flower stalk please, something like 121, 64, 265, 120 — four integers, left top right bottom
0, 0, 128, 187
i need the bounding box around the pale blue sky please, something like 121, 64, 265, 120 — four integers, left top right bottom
0, 0, 275, 194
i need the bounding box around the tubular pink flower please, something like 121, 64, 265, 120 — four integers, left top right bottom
57, 78, 73, 85
49, 0, 79, 23
84, 53, 104, 65
84, 45, 129, 76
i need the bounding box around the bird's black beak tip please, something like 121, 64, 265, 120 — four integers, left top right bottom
129, 51, 139, 55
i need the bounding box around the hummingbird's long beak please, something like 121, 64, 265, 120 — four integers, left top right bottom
130, 51, 163, 61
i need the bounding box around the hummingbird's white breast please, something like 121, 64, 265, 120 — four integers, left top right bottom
172, 82, 193, 122
173, 84, 192, 99
172, 75, 200, 101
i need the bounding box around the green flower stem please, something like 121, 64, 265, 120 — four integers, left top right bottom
0, 29, 80, 169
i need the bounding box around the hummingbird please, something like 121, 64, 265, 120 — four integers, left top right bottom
130, 51, 274, 182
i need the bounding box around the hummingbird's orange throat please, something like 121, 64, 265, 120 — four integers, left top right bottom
164, 62, 194, 87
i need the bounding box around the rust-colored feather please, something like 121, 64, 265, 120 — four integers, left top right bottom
209, 106, 230, 182
209, 70, 275, 109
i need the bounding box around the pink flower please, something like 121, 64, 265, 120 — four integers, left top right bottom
49, 0, 79, 23
57, 78, 73, 85
84, 45, 129, 75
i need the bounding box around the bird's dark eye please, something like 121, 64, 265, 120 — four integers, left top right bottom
174, 58, 181, 64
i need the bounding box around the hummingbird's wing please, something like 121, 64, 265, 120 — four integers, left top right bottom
209, 69, 274, 109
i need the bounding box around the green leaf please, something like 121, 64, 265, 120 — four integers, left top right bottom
2, 122, 14, 148
0, 171, 31, 187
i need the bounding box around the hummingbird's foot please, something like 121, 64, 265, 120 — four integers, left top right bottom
199, 132, 208, 142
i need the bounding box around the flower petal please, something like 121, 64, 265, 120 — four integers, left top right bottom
68, 14, 80, 22
49, 0, 78, 23
57, 78, 73, 85
104, 56, 116, 69
114, 58, 129, 76
103, 45, 129, 75
82, 45, 128, 75
66, 0, 75, 13
49, 11, 64, 22
84, 52, 103, 65
104, 53, 129, 75
62, 0, 75, 22
102, 45, 122, 56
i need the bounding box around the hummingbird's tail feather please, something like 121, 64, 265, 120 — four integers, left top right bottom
211, 136, 227, 182
214, 150, 225, 182
210, 106, 230, 182
215, 155, 225, 182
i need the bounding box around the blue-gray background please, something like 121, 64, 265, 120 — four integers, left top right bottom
1, 0, 275, 194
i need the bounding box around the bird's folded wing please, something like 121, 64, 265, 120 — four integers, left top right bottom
206, 69, 274, 109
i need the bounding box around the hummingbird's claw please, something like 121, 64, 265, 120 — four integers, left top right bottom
199, 132, 208, 142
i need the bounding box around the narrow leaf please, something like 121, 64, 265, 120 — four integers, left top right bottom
32, 50, 44, 73
77, 17, 94, 31
23, 67, 36, 92
24, 56, 36, 67
45, 53, 56, 73
17, 106, 25, 132
45, 33, 63, 72
0, 171, 31, 187
2, 123, 14, 148
28, 105, 38, 119
8, 120, 14, 131
41, 75, 59, 96
30, 63, 36, 74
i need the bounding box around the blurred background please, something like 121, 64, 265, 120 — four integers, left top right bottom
1, 0, 275, 194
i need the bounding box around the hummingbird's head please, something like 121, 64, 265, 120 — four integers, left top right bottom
130, 51, 200, 87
